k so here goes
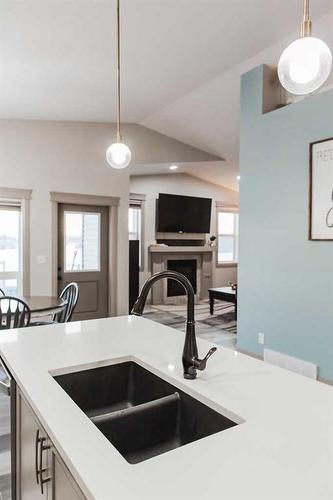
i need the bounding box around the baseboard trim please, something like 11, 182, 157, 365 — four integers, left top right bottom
236, 346, 333, 387
235, 345, 263, 360
318, 375, 333, 386
264, 348, 318, 380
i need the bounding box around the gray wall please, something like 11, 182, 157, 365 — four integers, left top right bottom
0, 119, 216, 315
0, 119, 129, 315
238, 65, 333, 381
124, 124, 220, 165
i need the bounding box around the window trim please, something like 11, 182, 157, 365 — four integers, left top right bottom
129, 193, 145, 272
216, 203, 239, 268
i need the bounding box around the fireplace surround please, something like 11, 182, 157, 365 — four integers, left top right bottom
149, 245, 214, 305
167, 259, 197, 297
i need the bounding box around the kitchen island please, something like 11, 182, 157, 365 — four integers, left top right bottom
0, 315, 333, 499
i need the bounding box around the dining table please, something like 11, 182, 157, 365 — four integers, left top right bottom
18, 296, 67, 319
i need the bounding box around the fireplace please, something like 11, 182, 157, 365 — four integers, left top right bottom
149, 245, 214, 305
167, 259, 197, 297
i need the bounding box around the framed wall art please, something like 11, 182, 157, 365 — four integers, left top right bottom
309, 137, 333, 240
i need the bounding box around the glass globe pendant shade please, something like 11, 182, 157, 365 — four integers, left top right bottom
278, 37, 332, 95
106, 142, 131, 169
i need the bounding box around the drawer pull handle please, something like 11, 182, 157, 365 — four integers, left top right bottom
35, 430, 43, 485
39, 436, 51, 494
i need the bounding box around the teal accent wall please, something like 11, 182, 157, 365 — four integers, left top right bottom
238, 65, 333, 381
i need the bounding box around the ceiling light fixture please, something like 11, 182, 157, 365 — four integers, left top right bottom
169, 165, 178, 171
106, 0, 131, 169
278, 0, 332, 95
237, 175, 241, 180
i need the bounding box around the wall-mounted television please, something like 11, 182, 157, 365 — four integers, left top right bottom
156, 193, 212, 233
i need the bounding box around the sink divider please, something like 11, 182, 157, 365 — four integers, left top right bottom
90, 392, 180, 425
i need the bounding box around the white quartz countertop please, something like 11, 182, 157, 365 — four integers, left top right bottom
1, 316, 333, 500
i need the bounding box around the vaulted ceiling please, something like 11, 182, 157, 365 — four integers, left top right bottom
1, 0, 332, 189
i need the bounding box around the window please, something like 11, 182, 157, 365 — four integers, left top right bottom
217, 210, 239, 264
129, 206, 141, 242
0, 205, 22, 295
129, 205, 142, 265
129, 195, 145, 271
64, 211, 101, 272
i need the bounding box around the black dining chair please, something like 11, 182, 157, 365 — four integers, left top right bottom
55, 282, 79, 323
0, 288, 5, 297
31, 282, 80, 327
0, 297, 31, 329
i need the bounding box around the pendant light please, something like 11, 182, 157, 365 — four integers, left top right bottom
278, 0, 332, 95
106, 0, 131, 169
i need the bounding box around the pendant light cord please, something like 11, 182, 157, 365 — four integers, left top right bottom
300, 0, 312, 37
303, 0, 309, 21
116, 0, 122, 142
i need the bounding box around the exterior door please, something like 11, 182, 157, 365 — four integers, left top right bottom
58, 204, 109, 320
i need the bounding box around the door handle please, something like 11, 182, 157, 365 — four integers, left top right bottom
39, 436, 51, 494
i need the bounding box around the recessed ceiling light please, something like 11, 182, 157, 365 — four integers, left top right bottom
237, 175, 241, 180
169, 165, 178, 171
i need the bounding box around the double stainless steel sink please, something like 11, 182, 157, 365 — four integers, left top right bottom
54, 361, 238, 464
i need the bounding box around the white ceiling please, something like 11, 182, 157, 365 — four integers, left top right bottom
132, 161, 240, 192
1, 1, 333, 190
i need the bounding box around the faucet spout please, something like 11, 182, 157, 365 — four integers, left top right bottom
131, 270, 216, 379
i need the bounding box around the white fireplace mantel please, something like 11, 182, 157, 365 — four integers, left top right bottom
149, 245, 215, 254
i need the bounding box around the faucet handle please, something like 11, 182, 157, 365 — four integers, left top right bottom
194, 347, 217, 371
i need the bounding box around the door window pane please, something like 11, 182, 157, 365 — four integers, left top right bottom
65, 212, 100, 272
0, 207, 21, 295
